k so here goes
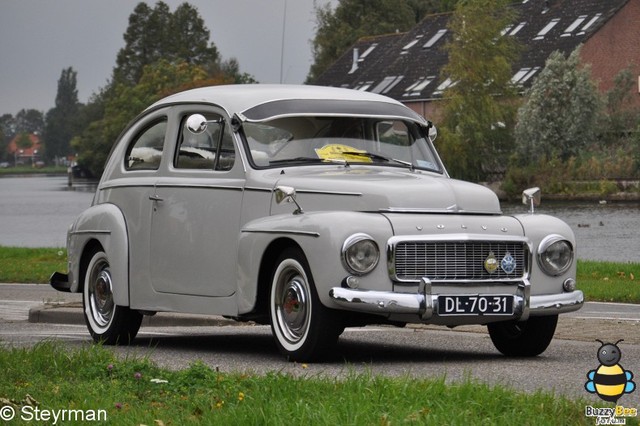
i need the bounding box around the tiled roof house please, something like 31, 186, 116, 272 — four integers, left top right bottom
7, 133, 42, 165
314, 0, 639, 120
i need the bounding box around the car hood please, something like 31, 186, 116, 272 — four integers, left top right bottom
272, 167, 501, 214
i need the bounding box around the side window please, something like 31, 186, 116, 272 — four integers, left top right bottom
175, 113, 235, 171
125, 119, 167, 171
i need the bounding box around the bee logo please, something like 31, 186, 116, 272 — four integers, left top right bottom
585, 339, 636, 403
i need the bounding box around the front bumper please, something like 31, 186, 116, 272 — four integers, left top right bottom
329, 280, 583, 323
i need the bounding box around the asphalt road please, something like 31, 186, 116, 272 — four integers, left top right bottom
1, 283, 639, 403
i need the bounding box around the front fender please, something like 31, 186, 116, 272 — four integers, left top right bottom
513, 213, 577, 296
236, 211, 393, 313
68, 203, 129, 306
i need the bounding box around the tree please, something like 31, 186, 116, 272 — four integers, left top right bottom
114, 1, 219, 86
437, 0, 520, 182
43, 67, 81, 163
601, 66, 640, 145
14, 109, 44, 135
514, 49, 601, 164
0, 114, 15, 162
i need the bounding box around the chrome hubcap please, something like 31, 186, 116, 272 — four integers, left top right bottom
275, 267, 310, 344
89, 260, 114, 327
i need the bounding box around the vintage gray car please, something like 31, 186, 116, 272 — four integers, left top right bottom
50, 84, 583, 361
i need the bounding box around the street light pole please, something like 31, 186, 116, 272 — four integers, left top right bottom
279, 0, 287, 83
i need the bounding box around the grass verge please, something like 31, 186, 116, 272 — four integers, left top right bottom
0, 246, 638, 303
0, 166, 67, 175
577, 260, 640, 303
0, 341, 608, 426
0, 247, 66, 284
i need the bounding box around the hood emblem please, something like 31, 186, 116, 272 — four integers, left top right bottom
501, 252, 517, 274
484, 252, 498, 274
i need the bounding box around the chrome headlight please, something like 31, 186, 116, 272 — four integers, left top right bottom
538, 235, 573, 276
342, 233, 380, 275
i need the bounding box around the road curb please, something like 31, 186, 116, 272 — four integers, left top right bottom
28, 302, 240, 328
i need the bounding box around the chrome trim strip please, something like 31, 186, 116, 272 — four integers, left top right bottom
240, 229, 320, 238
70, 230, 111, 235
296, 189, 363, 197
244, 186, 272, 193
155, 183, 243, 191
99, 182, 244, 191
381, 207, 501, 215
388, 234, 531, 244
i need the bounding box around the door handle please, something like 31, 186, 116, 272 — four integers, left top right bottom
149, 194, 163, 202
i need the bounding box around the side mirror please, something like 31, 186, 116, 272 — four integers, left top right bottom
186, 114, 208, 134
522, 187, 541, 214
274, 185, 303, 215
428, 123, 437, 142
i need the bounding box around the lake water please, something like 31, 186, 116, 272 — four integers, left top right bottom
0, 176, 638, 262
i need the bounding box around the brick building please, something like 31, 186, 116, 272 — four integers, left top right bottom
314, 0, 639, 119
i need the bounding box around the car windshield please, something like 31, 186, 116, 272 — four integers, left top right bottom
241, 116, 442, 172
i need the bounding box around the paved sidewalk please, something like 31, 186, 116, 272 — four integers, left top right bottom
27, 301, 238, 328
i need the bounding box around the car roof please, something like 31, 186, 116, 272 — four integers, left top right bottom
146, 84, 420, 120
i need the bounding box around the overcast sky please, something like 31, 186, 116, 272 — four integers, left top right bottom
0, 0, 337, 116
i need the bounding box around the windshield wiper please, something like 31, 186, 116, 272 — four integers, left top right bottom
269, 157, 342, 165
341, 151, 414, 171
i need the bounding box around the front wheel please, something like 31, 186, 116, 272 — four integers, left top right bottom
269, 248, 343, 362
488, 315, 558, 357
83, 250, 142, 345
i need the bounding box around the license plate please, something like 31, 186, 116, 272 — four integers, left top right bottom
438, 295, 513, 316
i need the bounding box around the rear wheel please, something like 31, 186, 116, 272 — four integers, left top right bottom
488, 315, 558, 357
269, 248, 343, 362
83, 250, 142, 345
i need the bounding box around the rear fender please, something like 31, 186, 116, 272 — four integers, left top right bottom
68, 203, 129, 306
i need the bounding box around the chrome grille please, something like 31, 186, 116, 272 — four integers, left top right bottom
392, 240, 527, 281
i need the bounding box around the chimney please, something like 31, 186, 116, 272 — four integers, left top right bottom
349, 48, 359, 74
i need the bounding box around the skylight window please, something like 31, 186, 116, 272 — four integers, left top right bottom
355, 81, 374, 91
509, 22, 526, 36
562, 15, 587, 36
432, 78, 454, 96
512, 67, 540, 85
372, 76, 404, 94
403, 77, 435, 97
533, 18, 560, 40
511, 68, 530, 84
578, 13, 602, 35
423, 29, 447, 48
360, 43, 378, 60
402, 36, 423, 52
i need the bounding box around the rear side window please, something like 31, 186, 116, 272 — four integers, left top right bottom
125, 119, 167, 170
